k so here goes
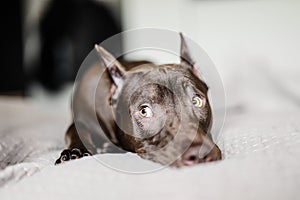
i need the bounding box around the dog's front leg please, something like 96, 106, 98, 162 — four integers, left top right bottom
55, 123, 96, 165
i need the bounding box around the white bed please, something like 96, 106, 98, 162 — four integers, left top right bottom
0, 67, 300, 199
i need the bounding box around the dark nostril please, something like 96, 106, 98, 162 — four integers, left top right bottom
182, 154, 199, 166
181, 145, 202, 166
188, 155, 197, 161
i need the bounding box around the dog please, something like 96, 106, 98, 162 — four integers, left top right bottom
55, 33, 221, 167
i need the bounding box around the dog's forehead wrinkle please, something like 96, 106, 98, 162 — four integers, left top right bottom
125, 63, 208, 93
131, 84, 175, 106
127, 63, 158, 72
124, 67, 196, 95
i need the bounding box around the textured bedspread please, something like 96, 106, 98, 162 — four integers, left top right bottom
0, 74, 300, 200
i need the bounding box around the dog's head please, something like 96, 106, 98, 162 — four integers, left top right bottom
95, 33, 221, 167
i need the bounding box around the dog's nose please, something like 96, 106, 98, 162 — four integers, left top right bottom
178, 143, 221, 167
181, 144, 201, 166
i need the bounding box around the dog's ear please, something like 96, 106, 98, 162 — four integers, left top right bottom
180, 33, 195, 68
180, 33, 202, 78
95, 44, 125, 104
95, 44, 125, 88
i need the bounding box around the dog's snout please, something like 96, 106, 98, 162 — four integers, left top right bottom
181, 144, 201, 166
173, 141, 222, 167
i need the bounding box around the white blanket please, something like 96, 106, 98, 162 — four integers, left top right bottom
0, 67, 300, 199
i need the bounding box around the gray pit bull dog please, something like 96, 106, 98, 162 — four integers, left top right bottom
55, 33, 221, 167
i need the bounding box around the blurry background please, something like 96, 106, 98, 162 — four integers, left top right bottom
1, 0, 300, 114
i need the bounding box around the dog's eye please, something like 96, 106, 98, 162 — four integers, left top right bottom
192, 96, 204, 107
139, 105, 153, 118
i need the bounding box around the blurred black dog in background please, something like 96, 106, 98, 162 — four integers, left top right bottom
0, 0, 121, 95
38, 0, 122, 91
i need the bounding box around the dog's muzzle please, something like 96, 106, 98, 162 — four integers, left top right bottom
172, 139, 222, 167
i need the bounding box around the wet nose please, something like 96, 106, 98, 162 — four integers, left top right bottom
181, 144, 201, 166
178, 143, 221, 167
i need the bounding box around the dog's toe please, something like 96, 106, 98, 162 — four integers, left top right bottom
55, 148, 92, 165
70, 148, 82, 159
83, 152, 92, 156
55, 149, 70, 165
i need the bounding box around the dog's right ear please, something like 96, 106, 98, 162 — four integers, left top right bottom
95, 44, 126, 105
95, 44, 125, 88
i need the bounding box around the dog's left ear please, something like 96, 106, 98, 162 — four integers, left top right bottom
95, 44, 125, 103
180, 33, 200, 77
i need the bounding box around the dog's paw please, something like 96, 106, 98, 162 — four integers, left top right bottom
55, 148, 92, 165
